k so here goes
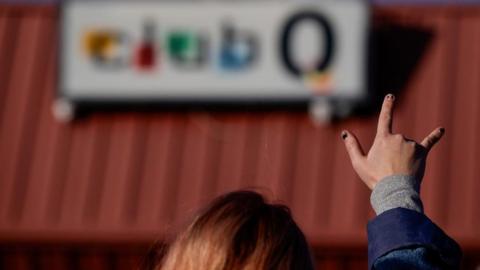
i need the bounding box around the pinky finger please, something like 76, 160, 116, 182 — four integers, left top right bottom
420, 127, 445, 151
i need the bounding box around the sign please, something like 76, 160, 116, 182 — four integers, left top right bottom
59, 1, 369, 119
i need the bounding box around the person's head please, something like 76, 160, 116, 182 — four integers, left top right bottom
157, 190, 314, 270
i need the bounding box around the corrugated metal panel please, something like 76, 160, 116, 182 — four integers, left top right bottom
1, 4, 480, 265
2, 0, 478, 5
0, 244, 372, 270
1, 244, 480, 269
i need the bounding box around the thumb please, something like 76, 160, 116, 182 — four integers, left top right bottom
341, 130, 365, 165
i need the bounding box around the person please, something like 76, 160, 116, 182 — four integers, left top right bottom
146, 94, 461, 270
158, 191, 314, 270
342, 94, 462, 269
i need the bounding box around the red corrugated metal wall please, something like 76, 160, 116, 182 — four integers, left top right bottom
1, 4, 480, 269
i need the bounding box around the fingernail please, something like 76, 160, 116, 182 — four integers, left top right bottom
386, 94, 395, 100
341, 131, 348, 140
439, 127, 445, 133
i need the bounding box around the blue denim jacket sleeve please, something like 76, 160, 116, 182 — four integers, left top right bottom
367, 208, 462, 270
374, 247, 453, 269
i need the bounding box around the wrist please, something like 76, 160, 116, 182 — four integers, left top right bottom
370, 175, 423, 215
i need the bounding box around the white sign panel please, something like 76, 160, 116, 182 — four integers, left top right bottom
60, 1, 369, 103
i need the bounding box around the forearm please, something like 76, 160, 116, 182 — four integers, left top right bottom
368, 175, 462, 270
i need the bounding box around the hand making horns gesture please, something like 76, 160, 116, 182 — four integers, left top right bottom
341, 94, 445, 190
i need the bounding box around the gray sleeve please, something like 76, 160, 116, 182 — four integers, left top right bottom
370, 175, 423, 215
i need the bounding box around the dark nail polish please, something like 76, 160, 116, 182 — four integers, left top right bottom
439, 127, 445, 133
341, 131, 348, 140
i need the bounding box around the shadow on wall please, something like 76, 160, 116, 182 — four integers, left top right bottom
359, 17, 434, 117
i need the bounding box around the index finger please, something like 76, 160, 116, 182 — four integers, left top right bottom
377, 94, 395, 136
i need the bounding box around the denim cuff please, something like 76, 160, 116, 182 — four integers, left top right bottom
367, 208, 462, 269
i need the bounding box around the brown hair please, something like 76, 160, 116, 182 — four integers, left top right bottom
155, 190, 314, 270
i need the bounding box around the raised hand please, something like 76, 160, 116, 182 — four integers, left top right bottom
341, 94, 444, 190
